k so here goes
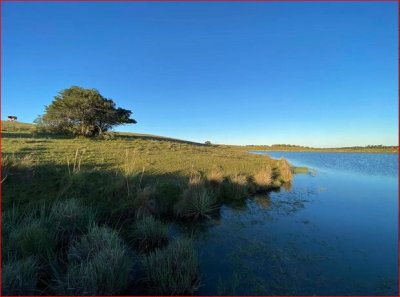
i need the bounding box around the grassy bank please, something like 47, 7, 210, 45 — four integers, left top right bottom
2, 122, 294, 295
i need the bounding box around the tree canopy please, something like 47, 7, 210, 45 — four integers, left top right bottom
40, 86, 136, 136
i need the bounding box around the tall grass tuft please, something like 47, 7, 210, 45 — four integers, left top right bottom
134, 186, 157, 218
176, 177, 219, 220
220, 173, 250, 202
11, 219, 55, 259
2, 257, 39, 295
130, 216, 169, 253
207, 168, 224, 186
55, 225, 132, 295
253, 166, 273, 191
141, 238, 200, 295
49, 198, 95, 249
276, 159, 293, 183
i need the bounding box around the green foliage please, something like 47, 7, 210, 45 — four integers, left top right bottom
56, 225, 132, 295
130, 216, 169, 253
11, 219, 55, 260
175, 177, 219, 220
40, 86, 136, 136
220, 174, 250, 202
204, 140, 212, 146
49, 198, 96, 248
154, 182, 183, 217
141, 238, 200, 295
2, 257, 39, 296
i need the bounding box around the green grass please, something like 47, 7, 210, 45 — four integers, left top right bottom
2, 257, 39, 296
129, 216, 169, 253
49, 198, 96, 249
2, 121, 297, 295
141, 238, 200, 295
55, 225, 133, 295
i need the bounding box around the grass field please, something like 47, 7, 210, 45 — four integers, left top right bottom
2, 121, 296, 295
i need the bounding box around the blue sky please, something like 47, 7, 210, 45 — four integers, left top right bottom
2, 2, 398, 147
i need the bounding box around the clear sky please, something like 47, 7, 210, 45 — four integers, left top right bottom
2, 1, 398, 147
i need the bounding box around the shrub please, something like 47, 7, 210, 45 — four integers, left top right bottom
49, 198, 95, 248
56, 225, 132, 295
141, 239, 200, 295
2, 257, 38, 295
130, 216, 169, 253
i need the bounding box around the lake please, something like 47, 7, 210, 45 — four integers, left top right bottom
181, 152, 398, 295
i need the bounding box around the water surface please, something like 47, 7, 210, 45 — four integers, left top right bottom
182, 152, 398, 295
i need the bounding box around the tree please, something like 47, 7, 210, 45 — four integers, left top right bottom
40, 86, 137, 136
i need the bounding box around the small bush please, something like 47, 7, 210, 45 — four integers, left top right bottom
141, 238, 200, 295
50, 198, 95, 248
130, 216, 169, 253
56, 225, 132, 295
2, 257, 38, 295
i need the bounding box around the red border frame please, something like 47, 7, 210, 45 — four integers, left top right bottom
0, 0, 398, 296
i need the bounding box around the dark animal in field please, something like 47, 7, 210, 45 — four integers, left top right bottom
7, 116, 17, 121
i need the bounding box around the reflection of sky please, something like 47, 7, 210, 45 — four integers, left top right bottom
193, 152, 398, 295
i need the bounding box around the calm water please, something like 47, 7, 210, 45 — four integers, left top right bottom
180, 152, 398, 295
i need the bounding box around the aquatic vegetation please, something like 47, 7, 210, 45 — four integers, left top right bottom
130, 216, 169, 253
56, 225, 132, 295
2, 257, 39, 295
141, 238, 200, 295
292, 166, 309, 174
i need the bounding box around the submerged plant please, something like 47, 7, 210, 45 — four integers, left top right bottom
55, 225, 132, 295
141, 238, 200, 295
130, 216, 169, 253
2, 257, 38, 296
